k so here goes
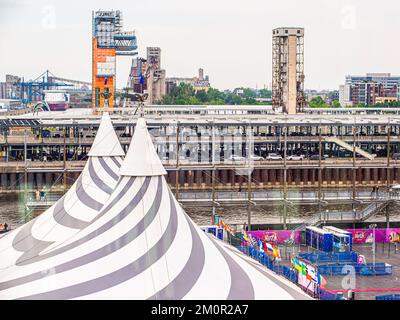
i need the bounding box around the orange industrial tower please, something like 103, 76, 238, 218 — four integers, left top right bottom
92, 10, 137, 114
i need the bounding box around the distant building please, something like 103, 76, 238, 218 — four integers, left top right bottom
0, 99, 22, 111
305, 89, 339, 105
91, 10, 137, 112
166, 68, 211, 94
339, 84, 353, 107
128, 57, 147, 94
340, 73, 400, 106
145, 47, 166, 104
0, 75, 22, 100
272, 27, 305, 114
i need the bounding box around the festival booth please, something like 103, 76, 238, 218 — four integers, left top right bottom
323, 226, 352, 252
199, 225, 224, 241
0, 112, 124, 270
305, 226, 333, 252
0, 117, 311, 300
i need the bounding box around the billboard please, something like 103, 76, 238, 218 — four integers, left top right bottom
348, 228, 400, 244
249, 228, 400, 246
248, 230, 301, 245
294, 258, 317, 293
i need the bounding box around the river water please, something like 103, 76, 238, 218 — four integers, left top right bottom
0, 193, 25, 229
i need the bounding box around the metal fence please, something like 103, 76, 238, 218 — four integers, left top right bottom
317, 262, 392, 276
237, 246, 344, 300
298, 251, 358, 264
376, 294, 400, 300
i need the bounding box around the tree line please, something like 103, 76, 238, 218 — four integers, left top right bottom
308, 95, 400, 109
157, 83, 272, 105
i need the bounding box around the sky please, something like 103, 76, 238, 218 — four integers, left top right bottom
0, 0, 400, 91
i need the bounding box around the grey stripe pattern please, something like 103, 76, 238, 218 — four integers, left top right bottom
87, 158, 113, 195
12, 193, 91, 266
208, 237, 255, 299
6, 177, 127, 268
52, 194, 90, 230
149, 208, 205, 300
0, 177, 163, 292
16, 177, 144, 266
223, 246, 312, 300
19, 182, 178, 300
8, 156, 121, 267
110, 156, 122, 168
12, 221, 54, 266
74, 175, 103, 211
98, 158, 119, 181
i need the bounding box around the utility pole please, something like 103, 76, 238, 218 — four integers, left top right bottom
63, 126, 67, 191
369, 223, 377, 271
175, 123, 180, 200
352, 126, 356, 213
318, 128, 322, 212
386, 124, 391, 229
283, 126, 288, 230
211, 121, 216, 224
24, 129, 28, 223
247, 124, 253, 232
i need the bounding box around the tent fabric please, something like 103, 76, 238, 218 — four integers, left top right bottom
0, 113, 124, 271
88, 112, 125, 157
119, 118, 166, 177
0, 118, 310, 300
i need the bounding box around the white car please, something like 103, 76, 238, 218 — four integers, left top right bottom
250, 155, 265, 161
265, 153, 283, 160
228, 155, 246, 161
286, 154, 305, 161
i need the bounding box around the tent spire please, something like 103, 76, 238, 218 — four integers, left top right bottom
88, 112, 125, 157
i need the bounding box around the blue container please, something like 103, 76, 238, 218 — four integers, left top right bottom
306, 227, 333, 252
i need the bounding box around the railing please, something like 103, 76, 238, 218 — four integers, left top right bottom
294, 198, 390, 230
179, 189, 387, 203
298, 252, 358, 264
317, 288, 344, 300
26, 193, 61, 207
317, 263, 392, 276
237, 245, 345, 300
376, 294, 400, 300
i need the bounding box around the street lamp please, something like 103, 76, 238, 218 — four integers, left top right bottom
369, 223, 378, 270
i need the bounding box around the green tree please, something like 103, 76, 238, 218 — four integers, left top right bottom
158, 84, 273, 105
309, 96, 328, 108
331, 100, 341, 108
258, 88, 272, 98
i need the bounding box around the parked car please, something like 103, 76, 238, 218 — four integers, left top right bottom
286, 154, 305, 161
228, 155, 246, 161
392, 153, 400, 160
309, 154, 326, 160
119, 132, 132, 138
265, 153, 283, 160
250, 155, 265, 161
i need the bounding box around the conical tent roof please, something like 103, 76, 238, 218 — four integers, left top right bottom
119, 117, 166, 176
88, 112, 124, 157
0, 112, 124, 271
0, 118, 310, 300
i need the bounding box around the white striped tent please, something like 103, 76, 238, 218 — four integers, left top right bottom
0, 118, 311, 300
0, 112, 124, 271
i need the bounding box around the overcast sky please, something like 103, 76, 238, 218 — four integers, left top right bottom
1, 0, 399, 91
